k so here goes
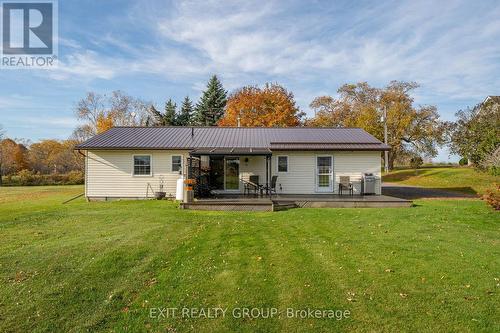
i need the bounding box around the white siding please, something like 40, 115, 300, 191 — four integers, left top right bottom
239, 155, 268, 188
271, 152, 316, 194
85, 150, 189, 199
270, 151, 382, 195
334, 151, 382, 194
85, 150, 382, 198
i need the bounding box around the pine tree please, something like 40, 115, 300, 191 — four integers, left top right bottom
194, 75, 227, 126
177, 96, 194, 126
164, 99, 177, 126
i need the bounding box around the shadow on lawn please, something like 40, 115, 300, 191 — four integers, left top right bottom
382, 186, 478, 200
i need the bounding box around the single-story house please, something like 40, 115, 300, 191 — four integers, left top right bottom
75, 127, 390, 201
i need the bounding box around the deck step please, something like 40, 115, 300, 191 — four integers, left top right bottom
179, 195, 412, 211
272, 201, 298, 211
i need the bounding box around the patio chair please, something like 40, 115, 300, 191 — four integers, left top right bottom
262, 175, 278, 197
338, 176, 353, 196
243, 175, 261, 196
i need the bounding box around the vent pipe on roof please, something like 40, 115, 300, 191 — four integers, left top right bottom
191, 127, 194, 138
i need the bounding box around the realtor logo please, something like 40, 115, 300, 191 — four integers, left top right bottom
1, 0, 57, 68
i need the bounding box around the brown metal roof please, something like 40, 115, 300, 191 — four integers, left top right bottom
270, 143, 390, 151
190, 147, 272, 156
76, 127, 390, 151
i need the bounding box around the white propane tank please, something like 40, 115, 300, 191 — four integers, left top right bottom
176, 176, 184, 201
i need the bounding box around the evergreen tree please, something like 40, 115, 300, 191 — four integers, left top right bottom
164, 99, 177, 126
194, 75, 227, 126
177, 96, 194, 126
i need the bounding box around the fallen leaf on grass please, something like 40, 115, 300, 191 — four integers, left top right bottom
145, 278, 157, 287
399, 293, 408, 298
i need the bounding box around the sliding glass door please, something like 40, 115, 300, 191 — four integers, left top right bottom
224, 157, 240, 190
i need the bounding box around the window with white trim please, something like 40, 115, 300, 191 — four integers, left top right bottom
277, 156, 288, 172
172, 156, 182, 172
133, 155, 151, 176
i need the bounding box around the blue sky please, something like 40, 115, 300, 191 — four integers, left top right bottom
1, 0, 500, 161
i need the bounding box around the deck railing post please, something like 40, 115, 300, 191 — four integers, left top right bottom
268, 155, 272, 197
188, 155, 193, 179
265, 156, 269, 195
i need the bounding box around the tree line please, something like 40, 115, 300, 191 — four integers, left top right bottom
0, 75, 498, 186
0, 132, 83, 186
71, 76, 500, 174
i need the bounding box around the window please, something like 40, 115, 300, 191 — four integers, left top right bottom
277, 156, 288, 172
133, 155, 151, 176
172, 156, 182, 172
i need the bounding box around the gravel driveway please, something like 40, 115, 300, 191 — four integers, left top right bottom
382, 182, 477, 200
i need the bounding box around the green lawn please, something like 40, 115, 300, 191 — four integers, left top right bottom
0, 186, 499, 332
383, 167, 499, 195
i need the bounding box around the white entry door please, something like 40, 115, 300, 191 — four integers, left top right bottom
316, 156, 333, 192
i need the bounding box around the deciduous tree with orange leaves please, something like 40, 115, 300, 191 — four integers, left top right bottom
73, 91, 152, 141
218, 83, 304, 127
306, 81, 446, 169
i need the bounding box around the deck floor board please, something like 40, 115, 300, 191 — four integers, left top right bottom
181, 194, 412, 210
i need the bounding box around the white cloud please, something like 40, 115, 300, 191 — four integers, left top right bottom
46, 0, 500, 109
149, 0, 500, 103
21, 116, 78, 127
58, 37, 82, 49
49, 50, 119, 80
0, 94, 34, 108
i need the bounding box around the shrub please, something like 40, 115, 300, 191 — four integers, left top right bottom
66, 170, 84, 184
4, 171, 84, 186
16, 169, 36, 185
482, 183, 500, 210
459, 157, 468, 166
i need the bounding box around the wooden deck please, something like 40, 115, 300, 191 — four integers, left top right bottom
180, 194, 412, 211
